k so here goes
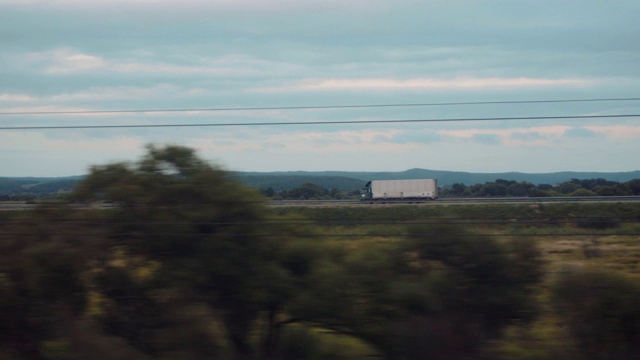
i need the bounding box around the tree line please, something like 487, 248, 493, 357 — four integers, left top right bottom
3, 176, 640, 202
1, 145, 640, 359
259, 178, 640, 200
441, 178, 640, 197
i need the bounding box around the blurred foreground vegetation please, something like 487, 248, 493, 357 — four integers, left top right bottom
2, 145, 640, 359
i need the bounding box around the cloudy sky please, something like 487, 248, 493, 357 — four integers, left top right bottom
1, 0, 639, 176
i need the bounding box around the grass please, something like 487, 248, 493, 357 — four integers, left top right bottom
275, 202, 640, 358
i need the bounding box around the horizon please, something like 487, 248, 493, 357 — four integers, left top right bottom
4, 167, 640, 180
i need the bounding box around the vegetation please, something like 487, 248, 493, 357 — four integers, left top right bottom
440, 178, 640, 197
1, 145, 640, 359
4, 173, 640, 201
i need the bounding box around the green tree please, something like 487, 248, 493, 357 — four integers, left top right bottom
627, 179, 640, 195
556, 181, 582, 194
398, 224, 543, 358
551, 267, 640, 360
569, 188, 598, 197
287, 225, 543, 360
449, 183, 467, 196
72, 144, 320, 359
283, 183, 329, 200
0, 207, 105, 359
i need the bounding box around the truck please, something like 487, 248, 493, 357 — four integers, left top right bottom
360, 179, 438, 201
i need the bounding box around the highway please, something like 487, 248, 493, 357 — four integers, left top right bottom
2, 196, 640, 211
268, 196, 640, 206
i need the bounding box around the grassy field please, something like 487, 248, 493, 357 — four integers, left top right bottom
3, 201, 639, 359
271, 201, 640, 270
271, 202, 640, 358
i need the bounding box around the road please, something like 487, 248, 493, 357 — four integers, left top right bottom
267, 196, 640, 206
2, 196, 640, 210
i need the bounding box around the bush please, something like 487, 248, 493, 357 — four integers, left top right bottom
551, 267, 640, 360
575, 217, 620, 229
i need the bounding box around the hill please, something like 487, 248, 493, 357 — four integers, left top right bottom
0, 176, 84, 199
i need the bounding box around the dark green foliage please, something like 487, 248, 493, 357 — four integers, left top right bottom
280, 182, 330, 200
274, 326, 321, 360
4, 147, 640, 359
399, 225, 543, 355
94, 267, 168, 355
5, 171, 640, 200
551, 267, 640, 360
70, 144, 327, 359
0, 207, 104, 359
576, 216, 621, 229
440, 177, 640, 197
283, 222, 544, 360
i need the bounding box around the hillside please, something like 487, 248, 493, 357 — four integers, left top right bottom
0, 176, 84, 199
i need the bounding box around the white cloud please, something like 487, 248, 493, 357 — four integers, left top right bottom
27, 48, 108, 74
25, 48, 282, 77
185, 128, 412, 155
0, 93, 35, 102
0, 84, 215, 108
438, 125, 571, 139
0, 131, 143, 152
47, 84, 178, 102
584, 125, 640, 140
251, 77, 598, 93
435, 124, 640, 146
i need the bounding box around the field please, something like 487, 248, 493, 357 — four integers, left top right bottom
3, 200, 640, 359
274, 201, 640, 276
271, 201, 640, 359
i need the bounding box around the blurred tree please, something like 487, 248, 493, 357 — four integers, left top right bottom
396, 224, 543, 358
0, 208, 105, 359
286, 224, 543, 360
627, 179, 640, 195
72, 144, 320, 360
551, 267, 640, 360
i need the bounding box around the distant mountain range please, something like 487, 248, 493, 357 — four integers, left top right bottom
2, 169, 640, 197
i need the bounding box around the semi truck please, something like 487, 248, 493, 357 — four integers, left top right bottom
360, 179, 438, 201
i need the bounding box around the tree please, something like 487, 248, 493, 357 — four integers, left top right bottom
449, 183, 467, 196
395, 224, 543, 359
283, 183, 329, 200
71, 144, 320, 359
286, 224, 543, 360
627, 179, 640, 195
551, 267, 640, 360
0, 207, 105, 359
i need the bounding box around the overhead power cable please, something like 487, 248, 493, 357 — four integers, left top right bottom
1, 114, 638, 130
1, 97, 639, 116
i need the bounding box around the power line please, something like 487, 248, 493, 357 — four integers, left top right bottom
1, 114, 638, 130
1, 97, 640, 116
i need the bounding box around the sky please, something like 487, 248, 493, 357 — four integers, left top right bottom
1, 0, 640, 177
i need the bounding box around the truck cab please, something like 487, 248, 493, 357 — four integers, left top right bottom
360, 181, 373, 200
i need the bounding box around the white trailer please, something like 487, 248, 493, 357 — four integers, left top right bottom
361, 179, 438, 201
